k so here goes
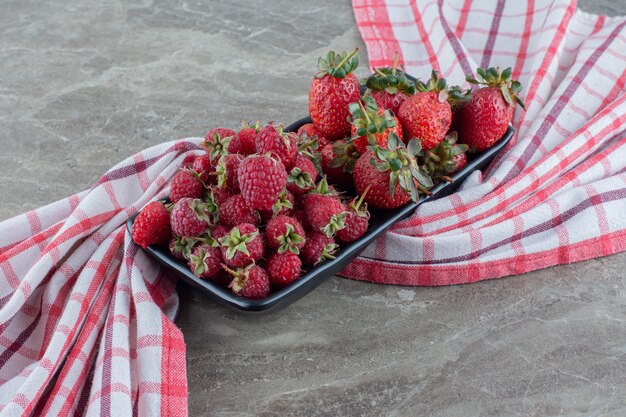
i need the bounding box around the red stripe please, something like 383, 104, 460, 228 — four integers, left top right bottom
480, 0, 505, 68
408, 0, 440, 71
454, 0, 472, 38
512, 0, 534, 82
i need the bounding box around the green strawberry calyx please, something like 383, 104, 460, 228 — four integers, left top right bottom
329, 141, 360, 174
348, 95, 397, 146
466, 66, 526, 110
370, 133, 434, 202
218, 227, 259, 260
316, 49, 359, 79
419, 131, 468, 180
416, 70, 450, 103
365, 52, 416, 96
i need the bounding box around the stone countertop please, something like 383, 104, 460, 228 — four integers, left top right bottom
1, 0, 625, 415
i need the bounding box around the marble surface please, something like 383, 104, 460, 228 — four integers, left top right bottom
1, 0, 625, 415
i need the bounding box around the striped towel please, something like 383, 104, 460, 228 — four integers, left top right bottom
344, 0, 626, 285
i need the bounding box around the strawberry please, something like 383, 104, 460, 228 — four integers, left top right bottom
188, 244, 222, 279
419, 131, 469, 179
169, 170, 205, 203
457, 66, 525, 151
215, 153, 244, 193
336, 189, 370, 243
304, 177, 347, 237
301, 231, 338, 266
219, 194, 261, 228
266, 252, 302, 286
297, 123, 330, 150
287, 154, 317, 195
397, 70, 452, 151
228, 121, 260, 155
202, 128, 235, 162
255, 124, 298, 167
353, 134, 433, 209
261, 189, 294, 220
320, 141, 359, 189
265, 215, 306, 254
191, 155, 214, 184
365, 52, 416, 115
169, 235, 199, 260
348, 95, 404, 154
170, 197, 212, 237
132, 201, 172, 249
225, 264, 270, 299
238, 154, 288, 211
308, 49, 361, 140
219, 223, 264, 268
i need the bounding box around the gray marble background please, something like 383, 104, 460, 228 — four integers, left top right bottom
1, 0, 626, 416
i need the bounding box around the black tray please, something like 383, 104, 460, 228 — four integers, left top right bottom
126, 119, 514, 313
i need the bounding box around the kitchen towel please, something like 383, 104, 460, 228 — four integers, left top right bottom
345, 0, 626, 285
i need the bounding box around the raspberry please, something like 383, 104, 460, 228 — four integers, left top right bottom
203, 127, 235, 162
170, 170, 204, 203
132, 201, 172, 249
169, 235, 199, 260
170, 198, 211, 238
336, 191, 370, 243
301, 231, 338, 266
228, 122, 259, 155
219, 223, 264, 267
188, 244, 222, 279
297, 123, 330, 150
226, 264, 270, 299
287, 154, 317, 195
265, 215, 306, 254
237, 154, 287, 211
304, 177, 348, 237
219, 194, 261, 228
215, 154, 244, 194
256, 124, 298, 167
191, 155, 214, 184
266, 252, 302, 286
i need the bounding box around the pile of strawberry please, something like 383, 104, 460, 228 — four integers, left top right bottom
132, 49, 524, 299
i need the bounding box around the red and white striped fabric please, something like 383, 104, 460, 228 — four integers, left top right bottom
344, 0, 626, 285
0, 140, 199, 416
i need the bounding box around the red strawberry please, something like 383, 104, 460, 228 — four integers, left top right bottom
203, 128, 235, 162
132, 201, 172, 249
457, 67, 525, 151
226, 264, 270, 299
188, 244, 222, 279
419, 131, 469, 179
308, 49, 361, 140
349, 95, 404, 154
266, 252, 302, 286
287, 154, 317, 195
228, 121, 260, 155
304, 177, 347, 237
238, 154, 288, 211
266, 215, 306, 254
170, 170, 205, 203
255, 124, 298, 167
219, 223, 264, 268
336, 190, 370, 243
191, 155, 214, 184
320, 141, 359, 189
169, 235, 199, 260
365, 53, 416, 115
297, 123, 330, 150
353, 134, 433, 210
219, 194, 261, 228
215, 154, 244, 193
301, 231, 338, 266
261, 189, 294, 220
170, 197, 212, 237
398, 71, 452, 151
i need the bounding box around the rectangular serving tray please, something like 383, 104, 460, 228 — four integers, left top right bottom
126, 119, 514, 314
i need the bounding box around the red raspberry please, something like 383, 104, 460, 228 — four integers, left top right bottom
292, 209, 311, 231
301, 231, 338, 266
266, 252, 302, 286
265, 215, 306, 254
203, 127, 235, 162
216, 154, 244, 194
170, 170, 204, 203
336, 191, 370, 243
169, 235, 199, 260
237, 154, 287, 211
297, 123, 330, 150
188, 244, 222, 279
209, 186, 230, 205
320, 141, 359, 190
256, 124, 298, 167
304, 178, 347, 237
287, 154, 317, 195
132, 201, 172, 249
219, 194, 261, 228
212, 225, 228, 240
260, 189, 295, 221
219, 223, 264, 267
226, 264, 270, 299
170, 198, 211, 238
191, 155, 214, 184
228, 122, 259, 155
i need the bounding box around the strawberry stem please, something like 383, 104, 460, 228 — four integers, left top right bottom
358, 100, 372, 125
354, 185, 370, 211
392, 51, 399, 76
331, 48, 359, 77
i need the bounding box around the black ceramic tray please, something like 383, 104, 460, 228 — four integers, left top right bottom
126, 119, 514, 313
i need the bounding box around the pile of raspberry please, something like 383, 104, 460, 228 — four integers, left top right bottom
132, 123, 369, 299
